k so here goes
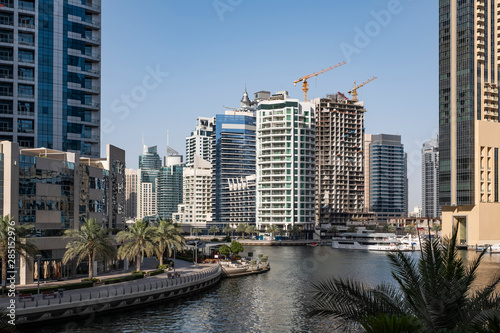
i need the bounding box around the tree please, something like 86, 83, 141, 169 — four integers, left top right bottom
347, 225, 357, 233
383, 224, 396, 233
116, 220, 156, 272
327, 225, 338, 236
246, 225, 257, 237
236, 223, 248, 238
223, 225, 233, 236
431, 224, 442, 237
219, 244, 230, 258
192, 227, 202, 237
0, 215, 38, 290
152, 220, 185, 266
62, 218, 116, 279
209, 225, 220, 237
266, 224, 281, 239
288, 225, 301, 239
309, 225, 500, 332
404, 225, 417, 235
230, 241, 244, 255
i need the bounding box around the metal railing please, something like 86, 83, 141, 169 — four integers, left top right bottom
17, 265, 221, 310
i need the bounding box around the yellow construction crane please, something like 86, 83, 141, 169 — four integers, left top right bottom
294, 61, 346, 101
348, 76, 377, 102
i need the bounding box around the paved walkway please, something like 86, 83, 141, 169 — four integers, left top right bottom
0, 258, 209, 308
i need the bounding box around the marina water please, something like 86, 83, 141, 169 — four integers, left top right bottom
25, 245, 500, 333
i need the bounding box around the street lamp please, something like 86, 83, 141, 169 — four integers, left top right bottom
36, 254, 42, 295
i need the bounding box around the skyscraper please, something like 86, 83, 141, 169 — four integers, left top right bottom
157, 150, 183, 220
368, 134, 407, 223
0, 0, 101, 156
314, 93, 373, 228
439, 1, 500, 245
212, 90, 256, 224
422, 138, 441, 218
172, 155, 212, 231
185, 117, 215, 167
256, 91, 315, 232
125, 168, 138, 219
137, 145, 161, 219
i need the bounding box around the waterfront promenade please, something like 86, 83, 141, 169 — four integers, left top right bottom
4, 259, 222, 326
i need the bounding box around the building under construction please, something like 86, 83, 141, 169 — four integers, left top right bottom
314, 93, 374, 228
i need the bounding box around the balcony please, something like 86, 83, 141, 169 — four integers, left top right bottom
18, 56, 33, 64
0, 1, 13, 9
82, 17, 100, 28
18, 1, 34, 12
83, 52, 100, 61
18, 92, 33, 99
18, 22, 34, 29
80, 2, 101, 13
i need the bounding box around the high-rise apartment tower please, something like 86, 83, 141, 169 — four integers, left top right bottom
0, 0, 101, 156
439, 0, 500, 245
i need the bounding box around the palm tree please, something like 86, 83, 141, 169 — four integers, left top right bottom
209, 225, 220, 237
0, 215, 38, 291
347, 225, 357, 233
431, 224, 442, 238
62, 218, 116, 279
266, 224, 281, 239
404, 224, 417, 235
223, 225, 233, 236
152, 220, 185, 266
309, 225, 500, 332
383, 224, 396, 233
236, 223, 248, 238
116, 220, 156, 272
327, 225, 338, 236
246, 225, 258, 238
288, 225, 301, 239
192, 227, 202, 237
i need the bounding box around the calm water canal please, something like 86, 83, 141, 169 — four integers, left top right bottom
24, 246, 500, 333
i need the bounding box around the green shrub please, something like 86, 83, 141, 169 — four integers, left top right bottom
157, 264, 168, 269
81, 278, 99, 283
131, 271, 145, 275
224, 235, 231, 242
211, 238, 220, 242
148, 269, 164, 277
19, 281, 94, 294
102, 274, 145, 285
260, 255, 268, 263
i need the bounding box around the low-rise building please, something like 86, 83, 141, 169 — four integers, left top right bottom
0, 141, 125, 285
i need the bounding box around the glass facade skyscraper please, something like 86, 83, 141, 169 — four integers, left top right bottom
440, 0, 500, 246
368, 134, 407, 223
0, 0, 101, 156
213, 110, 256, 224
137, 145, 161, 219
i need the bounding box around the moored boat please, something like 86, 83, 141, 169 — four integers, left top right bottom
332, 232, 405, 251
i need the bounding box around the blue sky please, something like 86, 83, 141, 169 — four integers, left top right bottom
100, 0, 438, 209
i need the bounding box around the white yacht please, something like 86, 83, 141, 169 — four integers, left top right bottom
398, 234, 421, 251
332, 232, 404, 251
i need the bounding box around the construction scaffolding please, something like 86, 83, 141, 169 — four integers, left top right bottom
315, 94, 374, 227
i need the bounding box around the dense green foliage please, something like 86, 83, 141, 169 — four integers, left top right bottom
62, 218, 116, 279
230, 241, 244, 255
116, 220, 156, 272
0, 215, 38, 290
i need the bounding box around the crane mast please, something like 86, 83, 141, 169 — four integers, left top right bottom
294, 61, 346, 101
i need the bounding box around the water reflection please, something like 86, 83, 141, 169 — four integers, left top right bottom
22, 246, 500, 333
